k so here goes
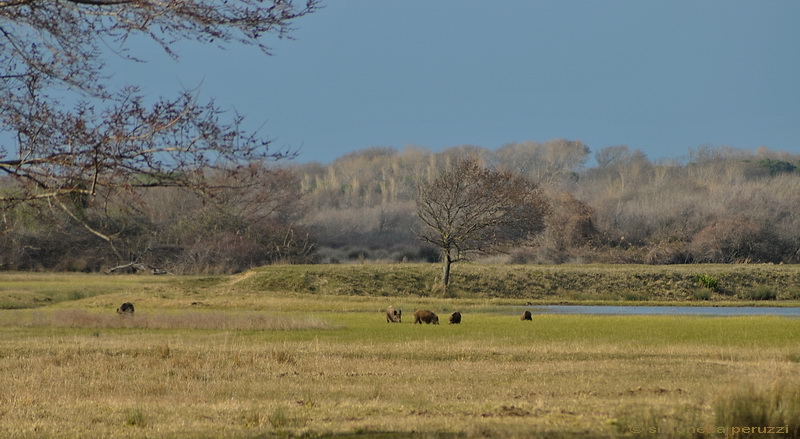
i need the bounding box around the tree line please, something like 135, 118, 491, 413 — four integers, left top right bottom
2, 141, 798, 273
2, 2, 797, 274
298, 142, 800, 268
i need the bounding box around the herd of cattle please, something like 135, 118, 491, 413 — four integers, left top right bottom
386, 306, 533, 324
115, 302, 534, 323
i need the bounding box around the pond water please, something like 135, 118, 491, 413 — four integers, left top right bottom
515, 305, 800, 317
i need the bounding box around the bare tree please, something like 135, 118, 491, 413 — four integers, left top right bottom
492, 139, 590, 187
415, 158, 550, 289
0, 0, 319, 261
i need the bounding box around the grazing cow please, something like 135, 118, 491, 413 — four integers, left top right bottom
449, 311, 462, 324
520, 310, 532, 321
117, 302, 135, 315
386, 306, 402, 323
413, 309, 439, 325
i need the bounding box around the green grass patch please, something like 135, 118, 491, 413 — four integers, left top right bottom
0, 272, 181, 308
5, 264, 800, 310
235, 263, 800, 303
0, 290, 53, 308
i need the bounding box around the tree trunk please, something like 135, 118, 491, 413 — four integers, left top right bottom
441, 250, 452, 288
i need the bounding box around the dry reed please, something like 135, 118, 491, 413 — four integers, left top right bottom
0, 309, 335, 331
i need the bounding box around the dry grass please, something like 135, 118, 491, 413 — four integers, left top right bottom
714, 382, 800, 438
0, 309, 335, 331
0, 312, 798, 438
0, 270, 798, 438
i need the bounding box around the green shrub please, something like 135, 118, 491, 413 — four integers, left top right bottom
691, 288, 713, 301
758, 158, 797, 176
739, 287, 777, 301
694, 274, 719, 291
780, 288, 800, 300
623, 292, 649, 302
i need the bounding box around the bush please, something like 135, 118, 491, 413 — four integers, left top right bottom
417, 246, 441, 263
694, 274, 719, 291
690, 216, 788, 264
781, 288, 800, 300
691, 288, 713, 301
645, 242, 693, 265
347, 249, 369, 261
739, 287, 778, 301
394, 245, 440, 263
715, 383, 800, 438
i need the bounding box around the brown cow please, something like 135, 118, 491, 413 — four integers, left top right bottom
413, 309, 439, 325
386, 306, 402, 323
520, 310, 532, 321
449, 311, 462, 324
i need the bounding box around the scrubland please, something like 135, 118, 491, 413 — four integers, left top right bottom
0, 265, 798, 438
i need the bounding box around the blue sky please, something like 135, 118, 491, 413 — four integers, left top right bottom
115, 1, 799, 164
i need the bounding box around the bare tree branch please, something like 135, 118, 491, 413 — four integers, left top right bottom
0, 0, 320, 265
416, 158, 550, 288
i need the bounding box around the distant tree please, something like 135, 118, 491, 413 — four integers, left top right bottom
415, 158, 550, 289
689, 216, 784, 263
493, 139, 590, 186
159, 164, 315, 271
0, 0, 319, 262
758, 158, 797, 176
594, 145, 632, 168
535, 191, 596, 262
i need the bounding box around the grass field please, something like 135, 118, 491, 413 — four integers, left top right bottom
0, 265, 798, 438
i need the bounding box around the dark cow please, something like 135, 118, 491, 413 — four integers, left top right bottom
117, 302, 135, 315
413, 309, 439, 325
386, 306, 402, 323
449, 311, 462, 324
520, 310, 532, 321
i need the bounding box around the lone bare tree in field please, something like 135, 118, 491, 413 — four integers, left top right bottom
415, 158, 550, 289
0, 0, 319, 260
